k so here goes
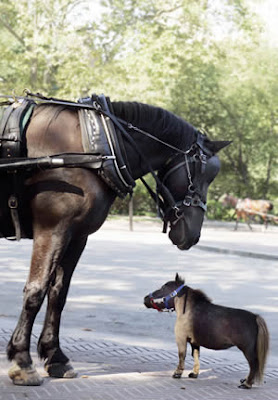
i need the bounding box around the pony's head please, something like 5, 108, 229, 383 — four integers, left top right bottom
159, 139, 230, 250
144, 273, 185, 311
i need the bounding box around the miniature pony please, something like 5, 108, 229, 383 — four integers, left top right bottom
144, 274, 269, 389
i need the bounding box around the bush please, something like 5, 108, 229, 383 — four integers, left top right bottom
109, 175, 157, 216
206, 199, 235, 221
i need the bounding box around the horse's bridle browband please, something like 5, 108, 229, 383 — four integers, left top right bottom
0, 92, 212, 229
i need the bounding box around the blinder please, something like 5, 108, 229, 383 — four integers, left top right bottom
159, 139, 211, 230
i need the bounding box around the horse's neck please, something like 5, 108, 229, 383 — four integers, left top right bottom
111, 101, 196, 178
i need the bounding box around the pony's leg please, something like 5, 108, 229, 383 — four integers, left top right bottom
173, 339, 187, 378
38, 237, 87, 379
238, 345, 257, 389
188, 345, 200, 378
7, 231, 68, 386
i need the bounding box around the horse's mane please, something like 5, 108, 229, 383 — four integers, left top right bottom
191, 288, 212, 304
112, 101, 197, 151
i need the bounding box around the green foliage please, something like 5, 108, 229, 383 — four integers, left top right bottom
206, 199, 235, 221
0, 0, 277, 218
110, 174, 157, 216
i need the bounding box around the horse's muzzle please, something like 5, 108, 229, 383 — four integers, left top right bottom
177, 235, 200, 250
169, 226, 200, 250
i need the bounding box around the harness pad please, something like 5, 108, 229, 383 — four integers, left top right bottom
78, 95, 135, 198
0, 99, 35, 158
0, 99, 35, 239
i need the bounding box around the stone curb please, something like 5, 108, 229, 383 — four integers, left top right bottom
197, 244, 278, 261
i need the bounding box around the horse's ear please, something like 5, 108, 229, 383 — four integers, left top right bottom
209, 140, 232, 153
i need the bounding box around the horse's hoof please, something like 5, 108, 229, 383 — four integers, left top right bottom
8, 364, 43, 386
45, 362, 77, 378
172, 372, 182, 379
188, 372, 198, 379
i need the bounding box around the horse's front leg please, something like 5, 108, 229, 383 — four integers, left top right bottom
188, 345, 200, 378
38, 237, 87, 379
7, 230, 67, 386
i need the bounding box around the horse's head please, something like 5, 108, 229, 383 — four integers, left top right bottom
219, 193, 237, 208
144, 273, 185, 311
159, 138, 231, 250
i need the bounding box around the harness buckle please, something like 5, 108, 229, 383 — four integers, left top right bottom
183, 196, 192, 207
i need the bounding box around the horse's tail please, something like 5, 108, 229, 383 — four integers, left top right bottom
255, 315, 269, 383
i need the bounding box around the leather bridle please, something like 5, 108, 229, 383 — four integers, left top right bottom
158, 142, 212, 232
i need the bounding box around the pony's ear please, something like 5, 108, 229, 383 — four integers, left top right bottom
175, 273, 184, 284
209, 140, 232, 153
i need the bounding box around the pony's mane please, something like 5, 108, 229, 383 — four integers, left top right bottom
112, 101, 197, 151
191, 288, 212, 304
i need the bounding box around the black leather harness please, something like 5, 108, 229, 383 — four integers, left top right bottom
0, 92, 212, 240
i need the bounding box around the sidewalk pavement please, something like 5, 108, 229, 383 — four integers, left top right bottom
0, 218, 277, 399
104, 216, 278, 260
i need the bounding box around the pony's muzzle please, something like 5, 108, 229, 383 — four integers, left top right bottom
144, 295, 152, 308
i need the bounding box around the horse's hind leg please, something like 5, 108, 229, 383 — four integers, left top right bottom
38, 237, 87, 379
7, 231, 68, 386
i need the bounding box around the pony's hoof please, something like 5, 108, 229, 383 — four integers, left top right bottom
8, 364, 43, 386
45, 362, 77, 378
238, 383, 252, 389
188, 372, 198, 379
238, 379, 252, 389
172, 371, 182, 379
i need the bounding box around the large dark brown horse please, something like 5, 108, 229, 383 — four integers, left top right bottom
1, 96, 229, 385
144, 274, 269, 389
